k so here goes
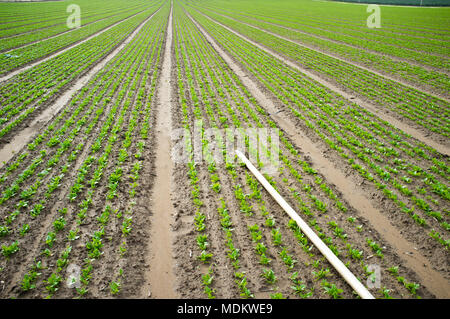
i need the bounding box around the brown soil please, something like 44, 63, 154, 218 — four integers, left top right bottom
141, 4, 178, 299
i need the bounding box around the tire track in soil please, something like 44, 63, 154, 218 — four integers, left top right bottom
140, 2, 177, 299
199, 6, 450, 76
0, 4, 162, 83
0, 40, 144, 297
0, 7, 164, 170
185, 10, 355, 298
0, 3, 147, 42
190, 8, 450, 156
2, 14, 118, 55
194, 6, 450, 103
186, 10, 450, 299
0, 7, 165, 298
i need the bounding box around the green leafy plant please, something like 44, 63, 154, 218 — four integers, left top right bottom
322, 281, 343, 299
110, 281, 120, 295
2, 240, 19, 258
261, 268, 276, 284
198, 250, 213, 264
196, 234, 208, 250
312, 268, 330, 280
270, 292, 284, 299
44, 273, 62, 294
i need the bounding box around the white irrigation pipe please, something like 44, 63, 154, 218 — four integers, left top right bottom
235, 149, 375, 299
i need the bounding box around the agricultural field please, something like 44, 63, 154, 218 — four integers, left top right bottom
0, 0, 448, 300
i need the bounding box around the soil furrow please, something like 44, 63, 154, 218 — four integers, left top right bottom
0, 8, 164, 170
191, 8, 450, 155
141, 2, 177, 299
186, 9, 450, 299
193, 7, 450, 102
0, 4, 162, 84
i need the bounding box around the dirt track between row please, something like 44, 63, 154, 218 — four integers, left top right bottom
186, 8, 450, 299
191, 8, 449, 155
0, 5, 159, 83
0, 7, 164, 169
0, 0, 448, 300
141, 4, 178, 298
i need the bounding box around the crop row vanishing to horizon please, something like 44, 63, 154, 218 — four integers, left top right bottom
0, 0, 448, 299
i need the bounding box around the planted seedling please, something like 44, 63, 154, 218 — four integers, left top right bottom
261, 268, 277, 284
44, 273, 62, 294
265, 216, 275, 228
2, 240, 19, 258
322, 281, 343, 299
110, 281, 120, 295
0, 225, 10, 237
20, 224, 30, 236
313, 268, 330, 280
198, 250, 213, 264
68, 228, 80, 241
271, 228, 282, 246
53, 217, 66, 232
270, 292, 284, 299
380, 287, 393, 299
194, 211, 206, 232
196, 234, 208, 250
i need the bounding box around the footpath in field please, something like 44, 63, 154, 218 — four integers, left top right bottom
141, 2, 178, 299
